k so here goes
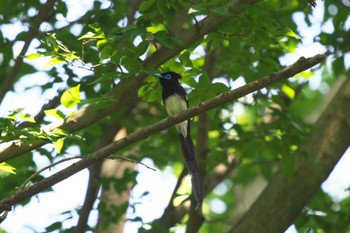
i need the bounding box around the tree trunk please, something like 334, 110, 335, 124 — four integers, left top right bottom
229, 77, 350, 233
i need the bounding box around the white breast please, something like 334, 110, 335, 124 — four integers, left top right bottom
164, 95, 188, 137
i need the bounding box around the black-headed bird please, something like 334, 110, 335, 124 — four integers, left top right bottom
156, 71, 203, 211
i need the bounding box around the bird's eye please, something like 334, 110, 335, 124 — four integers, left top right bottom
164, 74, 172, 79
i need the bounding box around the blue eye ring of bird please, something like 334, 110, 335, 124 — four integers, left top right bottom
164, 74, 172, 79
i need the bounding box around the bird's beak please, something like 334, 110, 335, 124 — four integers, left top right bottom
155, 73, 163, 79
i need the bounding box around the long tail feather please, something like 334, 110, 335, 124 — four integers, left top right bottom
179, 134, 203, 210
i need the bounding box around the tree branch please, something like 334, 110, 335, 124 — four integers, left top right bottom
0, 0, 260, 162
228, 76, 350, 233
0, 54, 325, 213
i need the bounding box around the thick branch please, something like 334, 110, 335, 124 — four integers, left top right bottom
229, 77, 350, 233
0, 0, 260, 162
0, 54, 325, 213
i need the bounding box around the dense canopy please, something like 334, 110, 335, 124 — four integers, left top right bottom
0, 0, 349, 233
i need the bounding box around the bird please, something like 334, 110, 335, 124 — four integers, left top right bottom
156, 71, 203, 211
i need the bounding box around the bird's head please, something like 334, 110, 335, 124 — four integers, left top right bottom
156, 71, 182, 87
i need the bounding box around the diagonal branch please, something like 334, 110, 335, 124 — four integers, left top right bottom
0, 0, 260, 162
0, 54, 325, 213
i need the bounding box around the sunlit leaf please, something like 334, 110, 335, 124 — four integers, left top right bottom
52, 138, 64, 153
61, 84, 81, 108
294, 71, 314, 79
78, 24, 105, 40
19, 113, 36, 123
78, 31, 96, 40
4, 114, 17, 120
0, 162, 16, 174
285, 28, 302, 39
50, 128, 69, 137
60, 52, 80, 61
24, 53, 42, 60
44, 109, 65, 120
282, 84, 295, 99
44, 57, 66, 69
277, 27, 302, 39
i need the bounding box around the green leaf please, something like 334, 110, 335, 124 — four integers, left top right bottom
277, 28, 301, 40
60, 52, 79, 61
96, 38, 109, 50
211, 82, 230, 94
139, 0, 157, 13
78, 24, 105, 40
52, 138, 64, 153
44, 57, 66, 69
122, 56, 142, 72
0, 162, 16, 174
154, 31, 174, 49
24, 53, 42, 60
61, 84, 81, 108
44, 109, 65, 120
4, 113, 18, 121
282, 84, 295, 99
50, 128, 69, 137
285, 28, 301, 39
197, 74, 211, 90
157, 0, 167, 15
46, 33, 59, 52
45, 221, 62, 232
19, 113, 36, 123
179, 52, 193, 67
136, 40, 149, 55
78, 31, 96, 40
99, 44, 113, 61
146, 24, 166, 33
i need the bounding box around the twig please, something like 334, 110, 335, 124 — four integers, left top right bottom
107, 156, 156, 172
0, 154, 84, 222
16, 155, 84, 193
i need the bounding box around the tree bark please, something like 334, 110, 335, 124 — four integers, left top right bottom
229, 77, 350, 233
96, 128, 135, 233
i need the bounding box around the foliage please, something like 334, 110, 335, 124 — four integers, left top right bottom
295, 190, 350, 233
0, 0, 349, 232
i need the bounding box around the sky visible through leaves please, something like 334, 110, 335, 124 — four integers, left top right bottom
0, 1, 349, 233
